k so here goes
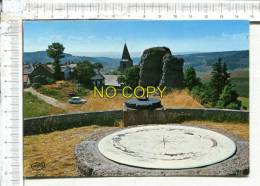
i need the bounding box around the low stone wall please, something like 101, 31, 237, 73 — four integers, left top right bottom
24, 107, 249, 135
24, 110, 122, 136
123, 106, 249, 126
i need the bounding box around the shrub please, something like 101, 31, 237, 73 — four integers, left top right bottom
184, 66, 201, 90
39, 87, 59, 97
225, 102, 241, 110
216, 84, 241, 110
46, 77, 55, 84
32, 83, 41, 89
191, 85, 214, 106
75, 86, 87, 97
117, 66, 140, 88
72, 61, 95, 88
32, 75, 48, 85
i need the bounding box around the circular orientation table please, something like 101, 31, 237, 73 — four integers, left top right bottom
98, 125, 236, 169
75, 124, 249, 177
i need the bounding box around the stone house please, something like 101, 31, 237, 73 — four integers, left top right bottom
103, 75, 120, 87
29, 64, 54, 83
60, 64, 76, 80
91, 70, 105, 88
23, 64, 34, 87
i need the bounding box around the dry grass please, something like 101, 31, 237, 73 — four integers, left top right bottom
24, 121, 248, 177
37, 81, 203, 111
69, 89, 203, 112
23, 125, 114, 177
161, 90, 203, 108
182, 120, 249, 140
81, 94, 127, 111
34, 87, 203, 113
47, 93, 128, 113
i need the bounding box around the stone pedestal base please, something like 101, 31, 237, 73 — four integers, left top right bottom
75, 126, 249, 177
123, 103, 164, 126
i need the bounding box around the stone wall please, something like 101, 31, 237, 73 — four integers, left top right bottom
24, 108, 249, 135
24, 110, 122, 136
123, 106, 249, 126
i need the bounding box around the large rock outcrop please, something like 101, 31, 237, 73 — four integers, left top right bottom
160, 53, 184, 89
139, 47, 171, 87
139, 47, 184, 89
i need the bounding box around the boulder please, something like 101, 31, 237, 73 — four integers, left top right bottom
160, 53, 184, 89
139, 47, 171, 87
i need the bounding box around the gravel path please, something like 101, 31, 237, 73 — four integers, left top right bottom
24, 87, 71, 111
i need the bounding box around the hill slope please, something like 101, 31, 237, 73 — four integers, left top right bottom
24, 51, 120, 71
24, 50, 249, 72
178, 50, 249, 71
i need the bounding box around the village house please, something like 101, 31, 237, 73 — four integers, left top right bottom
23, 53, 125, 88
47, 63, 77, 80
23, 63, 122, 89
23, 64, 34, 87
23, 44, 129, 87
91, 69, 105, 88
23, 63, 78, 87
103, 75, 120, 88
29, 64, 54, 83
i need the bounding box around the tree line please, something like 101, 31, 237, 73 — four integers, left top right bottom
184, 58, 241, 110
46, 42, 103, 88
46, 42, 242, 110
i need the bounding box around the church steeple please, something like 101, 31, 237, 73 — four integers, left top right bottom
120, 43, 133, 71
121, 43, 132, 61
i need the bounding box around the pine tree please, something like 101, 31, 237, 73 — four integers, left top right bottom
210, 58, 223, 104
209, 58, 231, 105
222, 62, 230, 86
46, 42, 65, 80
184, 66, 201, 91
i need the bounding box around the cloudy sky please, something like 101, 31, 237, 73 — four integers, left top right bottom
24, 20, 249, 57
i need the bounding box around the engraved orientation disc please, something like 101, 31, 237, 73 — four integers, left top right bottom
98, 125, 236, 169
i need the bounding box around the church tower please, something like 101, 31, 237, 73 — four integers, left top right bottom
119, 43, 133, 71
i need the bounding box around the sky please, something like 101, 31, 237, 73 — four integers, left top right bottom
24, 20, 249, 57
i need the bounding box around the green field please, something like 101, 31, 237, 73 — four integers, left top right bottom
198, 68, 249, 98
24, 92, 65, 118
230, 68, 249, 98
238, 97, 249, 110
37, 81, 88, 102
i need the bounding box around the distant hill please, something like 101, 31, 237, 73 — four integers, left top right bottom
178, 50, 249, 71
24, 51, 120, 71
24, 50, 249, 72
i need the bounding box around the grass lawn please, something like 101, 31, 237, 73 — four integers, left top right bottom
24, 92, 65, 118
238, 97, 249, 110
37, 80, 88, 102
24, 121, 248, 177
230, 68, 249, 98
